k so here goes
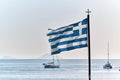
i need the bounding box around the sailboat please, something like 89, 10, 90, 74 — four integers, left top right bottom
43, 55, 60, 68
103, 42, 112, 69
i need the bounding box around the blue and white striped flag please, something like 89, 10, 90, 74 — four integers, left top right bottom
47, 18, 88, 55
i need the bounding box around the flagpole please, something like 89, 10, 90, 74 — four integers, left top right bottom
86, 9, 91, 80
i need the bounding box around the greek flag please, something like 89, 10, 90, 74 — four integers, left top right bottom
47, 18, 88, 55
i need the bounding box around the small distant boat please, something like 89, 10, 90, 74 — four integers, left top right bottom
103, 62, 112, 69
43, 55, 60, 68
103, 42, 112, 69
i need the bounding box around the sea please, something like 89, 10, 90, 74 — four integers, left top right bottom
0, 59, 120, 80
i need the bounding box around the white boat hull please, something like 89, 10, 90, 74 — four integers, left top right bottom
43, 63, 60, 68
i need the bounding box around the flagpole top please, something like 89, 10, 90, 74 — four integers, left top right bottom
86, 9, 91, 15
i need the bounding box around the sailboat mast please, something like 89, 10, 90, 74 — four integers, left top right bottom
53, 55, 54, 64
56, 55, 60, 65
107, 42, 109, 63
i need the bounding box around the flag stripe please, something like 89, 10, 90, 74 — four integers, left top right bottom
51, 44, 87, 55
47, 27, 73, 36
51, 40, 87, 52
49, 32, 79, 42
50, 34, 87, 45
47, 22, 80, 36
51, 37, 87, 49
49, 28, 86, 42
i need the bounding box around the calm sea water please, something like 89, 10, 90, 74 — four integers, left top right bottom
0, 59, 120, 80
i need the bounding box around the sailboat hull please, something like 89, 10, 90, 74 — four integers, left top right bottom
103, 63, 112, 69
44, 64, 60, 68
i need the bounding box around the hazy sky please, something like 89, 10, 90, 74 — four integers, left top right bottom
0, 0, 120, 59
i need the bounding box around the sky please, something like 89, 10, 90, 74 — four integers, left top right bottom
0, 0, 120, 59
